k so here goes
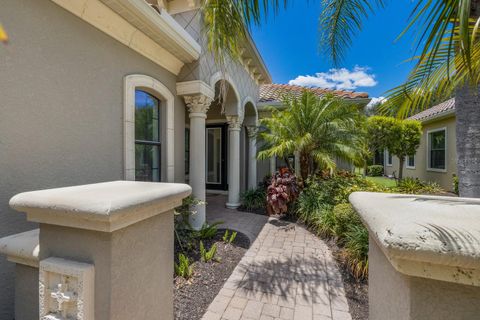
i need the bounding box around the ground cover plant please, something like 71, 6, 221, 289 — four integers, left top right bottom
173, 198, 250, 320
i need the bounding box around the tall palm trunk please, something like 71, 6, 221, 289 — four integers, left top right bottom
455, 85, 480, 197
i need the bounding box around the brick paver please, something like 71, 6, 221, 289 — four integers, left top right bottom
203, 202, 352, 320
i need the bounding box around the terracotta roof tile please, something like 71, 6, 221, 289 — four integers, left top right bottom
259, 84, 370, 103
408, 98, 455, 121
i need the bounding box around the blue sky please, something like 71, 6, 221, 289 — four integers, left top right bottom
251, 1, 419, 101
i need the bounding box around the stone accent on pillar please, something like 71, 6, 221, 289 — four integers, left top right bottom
226, 115, 242, 209
246, 126, 258, 190
183, 94, 213, 230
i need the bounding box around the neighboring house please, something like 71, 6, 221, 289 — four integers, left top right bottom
384, 98, 457, 191
256, 84, 371, 177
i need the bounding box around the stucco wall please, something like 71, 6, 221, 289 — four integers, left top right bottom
0, 0, 185, 315
384, 116, 457, 191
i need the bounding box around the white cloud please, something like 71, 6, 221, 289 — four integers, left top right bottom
288, 66, 378, 90
367, 96, 386, 108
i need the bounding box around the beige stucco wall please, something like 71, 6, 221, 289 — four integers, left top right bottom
0, 0, 187, 315
384, 116, 457, 191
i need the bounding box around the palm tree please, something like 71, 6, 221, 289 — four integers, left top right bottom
257, 91, 365, 180
318, 0, 480, 197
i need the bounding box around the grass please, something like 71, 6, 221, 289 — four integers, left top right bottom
366, 176, 396, 188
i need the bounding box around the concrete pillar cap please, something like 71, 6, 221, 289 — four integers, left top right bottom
350, 192, 480, 286
10, 181, 191, 232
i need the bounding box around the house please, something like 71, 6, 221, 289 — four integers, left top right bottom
0, 0, 372, 315
384, 98, 457, 191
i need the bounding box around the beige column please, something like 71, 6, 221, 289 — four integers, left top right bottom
246, 126, 258, 190
270, 156, 276, 175
226, 115, 242, 208
183, 95, 212, 230
294, 151, 300, 175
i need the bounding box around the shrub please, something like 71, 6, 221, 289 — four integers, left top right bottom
174, 253, 194, 279
396, 177, 443, 194
367, 165, 383, 177
343, 224, 369, 280
240, 188, 266, 211
195, 222, 222, 240
200, 241, 218, 262
222, 230, 237, 244
453, 174, 459, 195
332, 204, 362, 242
266, 170, 299, 215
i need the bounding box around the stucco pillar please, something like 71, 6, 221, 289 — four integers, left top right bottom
270, 156, 276, 175
350, 192, 480, 320
294, 151, 300, 175
246, 126, 258, 190
226, 116, 242, 208
2, 181, 191, 320
184, 95, 213, 230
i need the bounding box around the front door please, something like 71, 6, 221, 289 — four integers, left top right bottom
206, 124, 227, 190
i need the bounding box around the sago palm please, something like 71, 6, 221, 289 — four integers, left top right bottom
257, 91, 365, 180
319, 0, 480, 197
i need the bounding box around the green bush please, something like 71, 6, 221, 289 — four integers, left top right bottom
343, 224, 369, 279
367, 165, 384, 177
396, 177, 443, 194
453, 174, 459, 195
174, 253, 194, 279
240, 188, 266, 211
332, 204, 362, 242
200, 241, 218, 262
195, 222, 222, 240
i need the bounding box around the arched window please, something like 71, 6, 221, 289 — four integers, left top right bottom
134, 90, 161, 182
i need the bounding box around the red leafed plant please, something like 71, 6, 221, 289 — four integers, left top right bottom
266, 168, 299, 215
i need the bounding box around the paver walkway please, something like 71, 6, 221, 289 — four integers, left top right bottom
204, 196, 352, 320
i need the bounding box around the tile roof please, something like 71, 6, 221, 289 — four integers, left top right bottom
408, 98, 456, 121
259, 84, 370, 103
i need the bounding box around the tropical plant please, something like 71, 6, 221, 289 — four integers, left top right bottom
199, 241, 218, 262
240, 188, 266, 211
343, 224, 369, 280
367, 116, 422, 180
258, 91, 365, 180
222, 230, 238, 244
332, 204, 362, 242
174, 253, 194, 279
396, 177, 443, 194
453, 174, 460, 195
367, 165, 383, 177
319, 0, 480, 197
266, 169, 299, 215
195, 222, 223, 240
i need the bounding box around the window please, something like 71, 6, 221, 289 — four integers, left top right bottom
428, 128, 446, 171
385, 149, 393, 166
407, 155, 415, 169
135, 90, 161, 181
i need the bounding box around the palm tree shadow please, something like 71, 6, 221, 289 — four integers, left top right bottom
232, 253, 337, 305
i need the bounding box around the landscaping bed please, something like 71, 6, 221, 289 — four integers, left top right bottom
174, 230, 250, 320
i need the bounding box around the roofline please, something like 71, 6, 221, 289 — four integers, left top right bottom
413, 108, 456, 124
244, 30, 272, 84
257, 97, 371, 110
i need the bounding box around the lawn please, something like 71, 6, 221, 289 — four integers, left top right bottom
366, 176, 397, 188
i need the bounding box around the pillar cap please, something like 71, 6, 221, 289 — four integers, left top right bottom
350, 192, 480, 286
10, 181, 191, 232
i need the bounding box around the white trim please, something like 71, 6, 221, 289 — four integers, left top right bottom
209, 71, 242, 116
426, 127, 448, 173
385, 149, 393, 167
124, 74, 175, 182
406, 155, 416, 169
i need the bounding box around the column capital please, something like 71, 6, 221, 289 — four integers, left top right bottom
183, 94, 213, 115
246, 126, 258, 138
226, 115, 242, 131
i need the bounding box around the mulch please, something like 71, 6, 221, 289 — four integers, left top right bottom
174, 230, 250, 320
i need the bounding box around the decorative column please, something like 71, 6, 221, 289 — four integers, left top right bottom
184, 94, 213, 230
270, 157, 276, 175
246, 126, 258, 190
294, 151, 300, 175
226, 116, 242, 208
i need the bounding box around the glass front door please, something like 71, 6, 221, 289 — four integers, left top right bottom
206, 125, 227, 190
